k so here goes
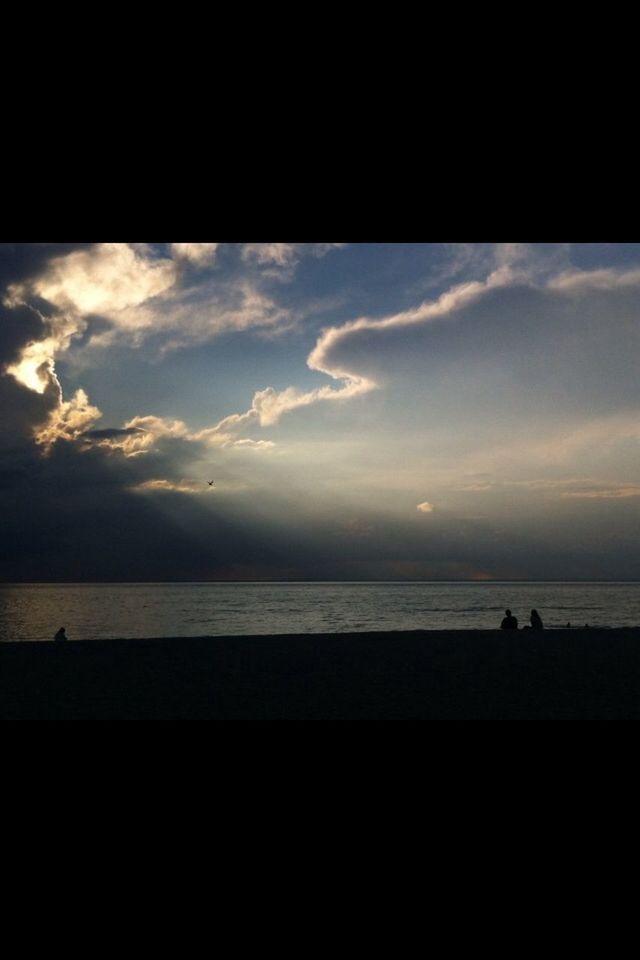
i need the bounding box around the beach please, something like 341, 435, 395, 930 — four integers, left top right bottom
2, 628, 640, 719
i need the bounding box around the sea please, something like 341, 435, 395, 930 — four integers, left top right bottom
1, 581, 639, 641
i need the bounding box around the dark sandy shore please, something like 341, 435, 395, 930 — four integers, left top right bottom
2, 628, 640, 719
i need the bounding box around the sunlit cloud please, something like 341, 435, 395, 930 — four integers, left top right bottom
6, 333, 60, 394
131, 479, 205, 494
84, 413, 277, 458
85, 278, 294, 353
549, 266, 640, 293
35, 388, 102, 453
7, 242, 640, 484
4, 244, 179, 445
4, 305, 89, 395
214, 251, 527, 433
307, 269, 520, 380
229, 438, 276, 450
1, 244, 298, 454
171, 243, 219, 265
22, 242, 177, 317
4, 243, 294, 378
81, 425, 156, 457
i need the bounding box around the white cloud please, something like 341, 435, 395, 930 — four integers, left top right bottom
30, 242, 177, 317
171, 243, 219, 265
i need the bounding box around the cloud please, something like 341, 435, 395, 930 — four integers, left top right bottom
417, 501, 435, 513
5, 324, 65, 394
455, 476, 640, 501
171, 243, 219, 265
2, 244, 296, 454
2, 243, 351, 444
3, 244, 179, 446
82, 277, 294, 354
229, 438, 276, 450
80, 426, 149, 456
7, 242, 640, 475
306, 269, 520, 382
131, 478, 205, 494
242, 243, 299, 266
560, 482, 640, 500
9, 242, 177, 318
5, 243, 296, 364
549, 266, 640, 293
35, 388, 102, 453
82, 412, 277, 458
241, 243, 346, 267
211, 255, 526, 433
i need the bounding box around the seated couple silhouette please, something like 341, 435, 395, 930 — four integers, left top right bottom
500, 609, 543, 630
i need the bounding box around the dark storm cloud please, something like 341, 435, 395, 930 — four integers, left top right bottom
0, 423, 288, 581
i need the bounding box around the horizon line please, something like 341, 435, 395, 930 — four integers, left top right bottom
2, 580, 640, 586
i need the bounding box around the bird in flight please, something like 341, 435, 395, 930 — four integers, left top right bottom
208, 480, 215, 486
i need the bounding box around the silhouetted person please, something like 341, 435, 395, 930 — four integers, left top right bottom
530, 609, 543, 630
501, 609, 518, 630
54, 627, 67, 642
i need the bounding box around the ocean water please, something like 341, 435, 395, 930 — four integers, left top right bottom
1, 581, 639, 641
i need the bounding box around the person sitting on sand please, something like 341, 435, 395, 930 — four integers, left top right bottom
54, 627, 67, 642
530, 609, 543, 630
501, 609, 518, 630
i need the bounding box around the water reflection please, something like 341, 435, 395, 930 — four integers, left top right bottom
1, 582, 639, 641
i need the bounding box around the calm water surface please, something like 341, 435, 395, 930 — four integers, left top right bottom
1, 582, 639, 641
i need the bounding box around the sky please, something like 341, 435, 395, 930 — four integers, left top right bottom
1, 241, 640, 581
